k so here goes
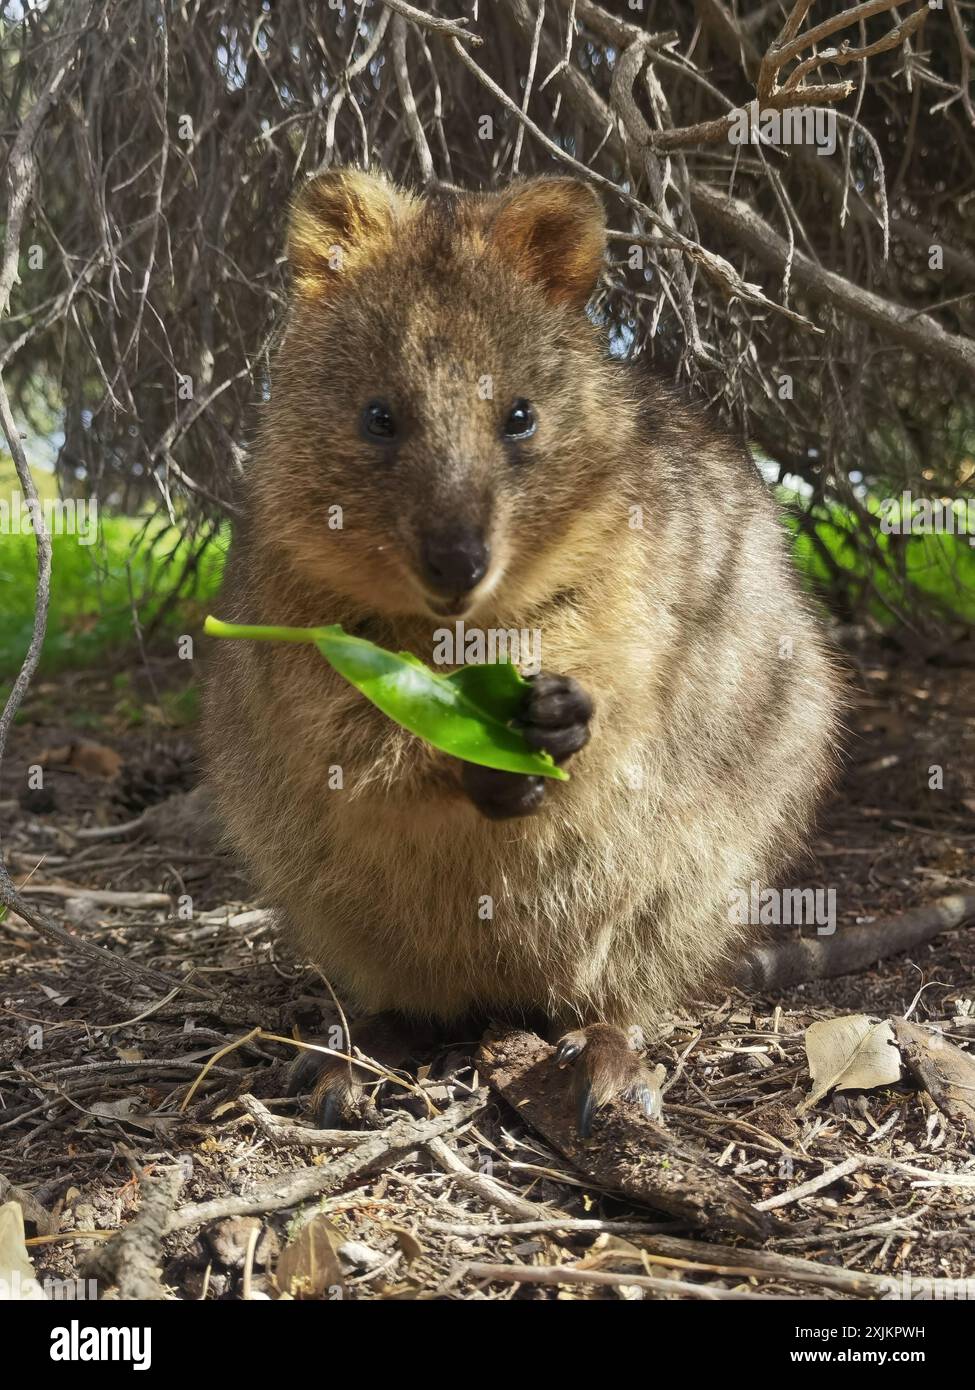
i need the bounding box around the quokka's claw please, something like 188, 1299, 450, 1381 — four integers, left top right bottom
555, 1023, 664, 1137
576, 1078, 597, 1139
555, 1028, 589, 1066
311, 1067, 377, 1130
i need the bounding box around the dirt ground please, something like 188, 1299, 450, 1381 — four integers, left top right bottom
1, 630, 973, 1301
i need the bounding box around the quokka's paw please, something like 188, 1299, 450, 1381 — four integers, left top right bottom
287, 1012, 430, 1130
460, 763, 548, 819
556, 1023, 664, 1138
516, 671, 594, 764
461, 671, 593, 821
287, 1045, 379, 1130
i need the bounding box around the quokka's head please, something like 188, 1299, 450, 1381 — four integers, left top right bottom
255, 167, 638, 620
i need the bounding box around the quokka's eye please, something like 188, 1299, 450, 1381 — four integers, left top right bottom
361, 401, 397, 442
502, 400, 536, 440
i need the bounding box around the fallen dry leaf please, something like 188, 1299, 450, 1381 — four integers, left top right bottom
38, 741, 123, 779
273, 1214, 345, 1300
801, 1014, 902, 1112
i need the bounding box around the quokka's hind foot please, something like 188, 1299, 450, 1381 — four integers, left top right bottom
287, 1012, 435, 1129
556, 1023, 665, 1138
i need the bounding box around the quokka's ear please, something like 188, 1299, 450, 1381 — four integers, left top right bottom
287, 168, 409, 298
487, 177, 606, 308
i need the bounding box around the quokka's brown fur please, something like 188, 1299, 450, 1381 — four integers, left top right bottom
203, 168, 842, 1040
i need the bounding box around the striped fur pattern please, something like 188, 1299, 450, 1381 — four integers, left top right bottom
203, 170, 842, 1038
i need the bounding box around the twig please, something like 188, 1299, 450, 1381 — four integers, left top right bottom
392, 14, 435, 182
427, 1217, 687, 1237
756, 1152, 975, 1212
18, 885, 172, 908
0, 872, 197, 997
0, 18, 85, 315
467, 1261, 799, 1299
758, 0, 924, 99
380, 0, 483, 45
165, 1092, 487, 1232
86, 1165, 184, 1300
71, 814, 152, 841
239, 1092, 363, 1150
425, 1135, 545, 1220
597, 1231, 917, 1298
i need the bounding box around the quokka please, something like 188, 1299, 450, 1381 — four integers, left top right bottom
203, 169, 842, 1131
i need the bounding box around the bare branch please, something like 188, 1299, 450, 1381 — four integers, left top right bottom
392, 14, 435, 182
380, 0, 483, 46
691, 182, 975, 381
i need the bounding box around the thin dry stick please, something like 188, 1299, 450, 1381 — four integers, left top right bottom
595, 1232, 928, 1298
85, 1165, 184, 1300
18, 885, 172, 908
380, 0, 483, 46
392, 13, 435, 183
239, 1092, 364, 1150
0, 18, 86, 315
427, 1217, 694, 1237
757, 1153, 975, 1213
425, 1135, 545, 1220
467, 1261, 802, 1299
511, 0, 545, 174
166, 1093, 487, 1233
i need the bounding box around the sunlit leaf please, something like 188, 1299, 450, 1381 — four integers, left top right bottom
204, 616, 568, 780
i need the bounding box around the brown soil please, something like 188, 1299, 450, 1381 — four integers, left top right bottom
1, 636, 973, 1301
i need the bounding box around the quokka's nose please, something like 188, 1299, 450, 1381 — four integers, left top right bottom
420, 527, 490, 595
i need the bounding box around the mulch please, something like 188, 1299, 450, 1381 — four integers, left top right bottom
0, 634, 973, 1300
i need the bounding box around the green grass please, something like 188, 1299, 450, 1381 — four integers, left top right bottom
784, 498, 975, 625
0, 516, 227, 679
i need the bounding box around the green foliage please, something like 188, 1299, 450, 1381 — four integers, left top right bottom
784, 497, 975, 625
0, 517, 227, 677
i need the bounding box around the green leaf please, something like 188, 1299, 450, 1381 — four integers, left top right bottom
445, 660, 531, 723
204, 616, 568, 780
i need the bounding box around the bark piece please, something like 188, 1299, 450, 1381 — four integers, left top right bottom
893, 1019, 975, 1139
479, 1028, 772, 1242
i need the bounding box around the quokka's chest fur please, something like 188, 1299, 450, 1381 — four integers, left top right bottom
206, 509, 838, 1032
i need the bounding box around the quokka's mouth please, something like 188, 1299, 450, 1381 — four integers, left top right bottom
425, 595, 473, 618
415, 561, 504, 621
